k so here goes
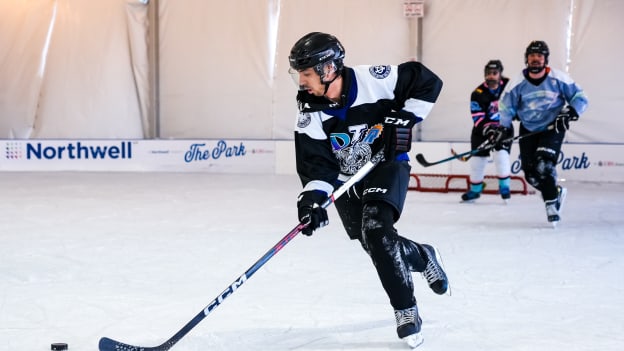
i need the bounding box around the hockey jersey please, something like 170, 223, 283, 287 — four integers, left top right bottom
499, 67, 588, 132
294, 62, 443, 196
470, 77, 509, 130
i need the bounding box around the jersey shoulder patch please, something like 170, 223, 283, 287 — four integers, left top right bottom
369, 65, 391, 79
297, 112, 312, 128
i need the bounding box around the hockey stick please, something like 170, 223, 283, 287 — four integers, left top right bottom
98, 149, 386, 351
415, 125, 554, 167
450, 138, 491, 162
450, 148, 470, 162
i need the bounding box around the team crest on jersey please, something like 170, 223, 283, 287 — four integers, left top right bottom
297, 113, 312, 128
369, 65, 391, 79
330, 123, 383, 175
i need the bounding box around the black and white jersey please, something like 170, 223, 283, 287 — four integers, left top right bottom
294, 62, 443, 195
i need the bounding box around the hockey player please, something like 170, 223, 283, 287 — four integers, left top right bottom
288, 32, 449, 348
461, 59, 513, 203
495, 40, 588, 226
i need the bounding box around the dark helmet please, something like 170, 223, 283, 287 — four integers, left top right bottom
288, 32, 345, 79
525, 40, 549, 64
484, 59, 503, 74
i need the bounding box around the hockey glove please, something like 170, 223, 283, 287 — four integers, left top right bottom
383, 109, 418, 160
297, 190, 329, 236
485, 125, 512, 149
481, 122, 500, 140
554, 106, 579, 133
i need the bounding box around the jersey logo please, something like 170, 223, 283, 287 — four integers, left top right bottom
369, 65, 391, 79
297, 112, 312, 128
330, 124, 383, 175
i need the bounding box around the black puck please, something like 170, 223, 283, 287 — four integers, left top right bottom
51, 343, 68, 350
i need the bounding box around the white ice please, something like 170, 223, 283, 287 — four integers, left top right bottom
1, 172, 623, 351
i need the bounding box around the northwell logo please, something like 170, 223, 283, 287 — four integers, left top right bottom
5, 141, 133, 160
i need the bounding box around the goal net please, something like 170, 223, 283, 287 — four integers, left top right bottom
408, 174, 532, 195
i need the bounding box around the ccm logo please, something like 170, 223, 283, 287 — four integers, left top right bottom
363, 187, 388, 195
384, 117, 411, 126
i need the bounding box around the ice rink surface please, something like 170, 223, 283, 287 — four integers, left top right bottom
1, 172, 623, 351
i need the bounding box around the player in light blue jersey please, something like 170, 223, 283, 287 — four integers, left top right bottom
495, 40, 588, 226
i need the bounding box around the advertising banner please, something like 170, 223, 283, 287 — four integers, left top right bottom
413, 142, 624, 183
1, 139, 275, 173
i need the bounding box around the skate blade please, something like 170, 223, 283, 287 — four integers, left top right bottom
550, 221, 559, 229
403, 332, 424, 349
460, 199, 476, 204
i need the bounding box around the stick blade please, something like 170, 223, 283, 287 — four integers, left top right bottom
99, 337, 136, 351
99, 337, 167, 351
415, 153, 432, 167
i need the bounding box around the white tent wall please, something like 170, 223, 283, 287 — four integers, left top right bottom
271, 0, 412, 140
568, 0, 624, 143
420, 0, 571, 141
32, 0, 147, 138
0, 0, 148, 139
158, 0, 275, 139
0, 0, 623, 143
0, 0, 55, 138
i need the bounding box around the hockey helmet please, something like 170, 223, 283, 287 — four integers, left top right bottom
484, 59, 503, 74
525, 40, 550, 64
288, 32, 345, 81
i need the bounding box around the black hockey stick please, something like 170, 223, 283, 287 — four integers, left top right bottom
415, 125, 554, 167
98, 150, 386, 351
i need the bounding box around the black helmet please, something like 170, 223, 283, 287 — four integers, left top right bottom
484, 59, 503, 74
289, 32, 345, 78
525, 40, 549, 64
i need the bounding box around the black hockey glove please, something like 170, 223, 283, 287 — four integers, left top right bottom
383, 109, 418, 160
553, 106, 579, 133
297, 190, 329, 236
485, 124, 512, 149
482, 122, 500, 140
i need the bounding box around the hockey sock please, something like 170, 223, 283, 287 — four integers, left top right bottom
469, 182, 484, 194
498, 177, 510, 189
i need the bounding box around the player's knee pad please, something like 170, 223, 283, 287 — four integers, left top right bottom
535, 156, 557, 180
524, 171, 540, 189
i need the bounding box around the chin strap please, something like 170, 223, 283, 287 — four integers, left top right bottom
322, 73, 340, 95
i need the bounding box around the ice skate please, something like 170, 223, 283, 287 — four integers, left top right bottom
498, 177, 511, 204
545, 199, 559, 227
546, 186, 567, 228
420, 244, 449, 295
395, 306, 424, 349
461, 182, 483, 203
460, 190, 481, 203
499, 186, 511, 204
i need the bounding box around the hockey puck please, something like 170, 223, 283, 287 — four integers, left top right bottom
51, 343, 68, 350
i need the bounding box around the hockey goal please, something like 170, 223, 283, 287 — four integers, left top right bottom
408, 174, 533, 195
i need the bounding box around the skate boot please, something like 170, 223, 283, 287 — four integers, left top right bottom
461, 182, 483, 203
546, 186, 567, 227
499, 186, 511, 202
545, 199, 559, 227
420, 244, 449, 295
395, 306, 424, 348
499, 177, 511, 203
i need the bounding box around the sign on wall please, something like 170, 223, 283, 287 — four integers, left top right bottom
413, 142, 624, 183
0, 139, 275, 173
